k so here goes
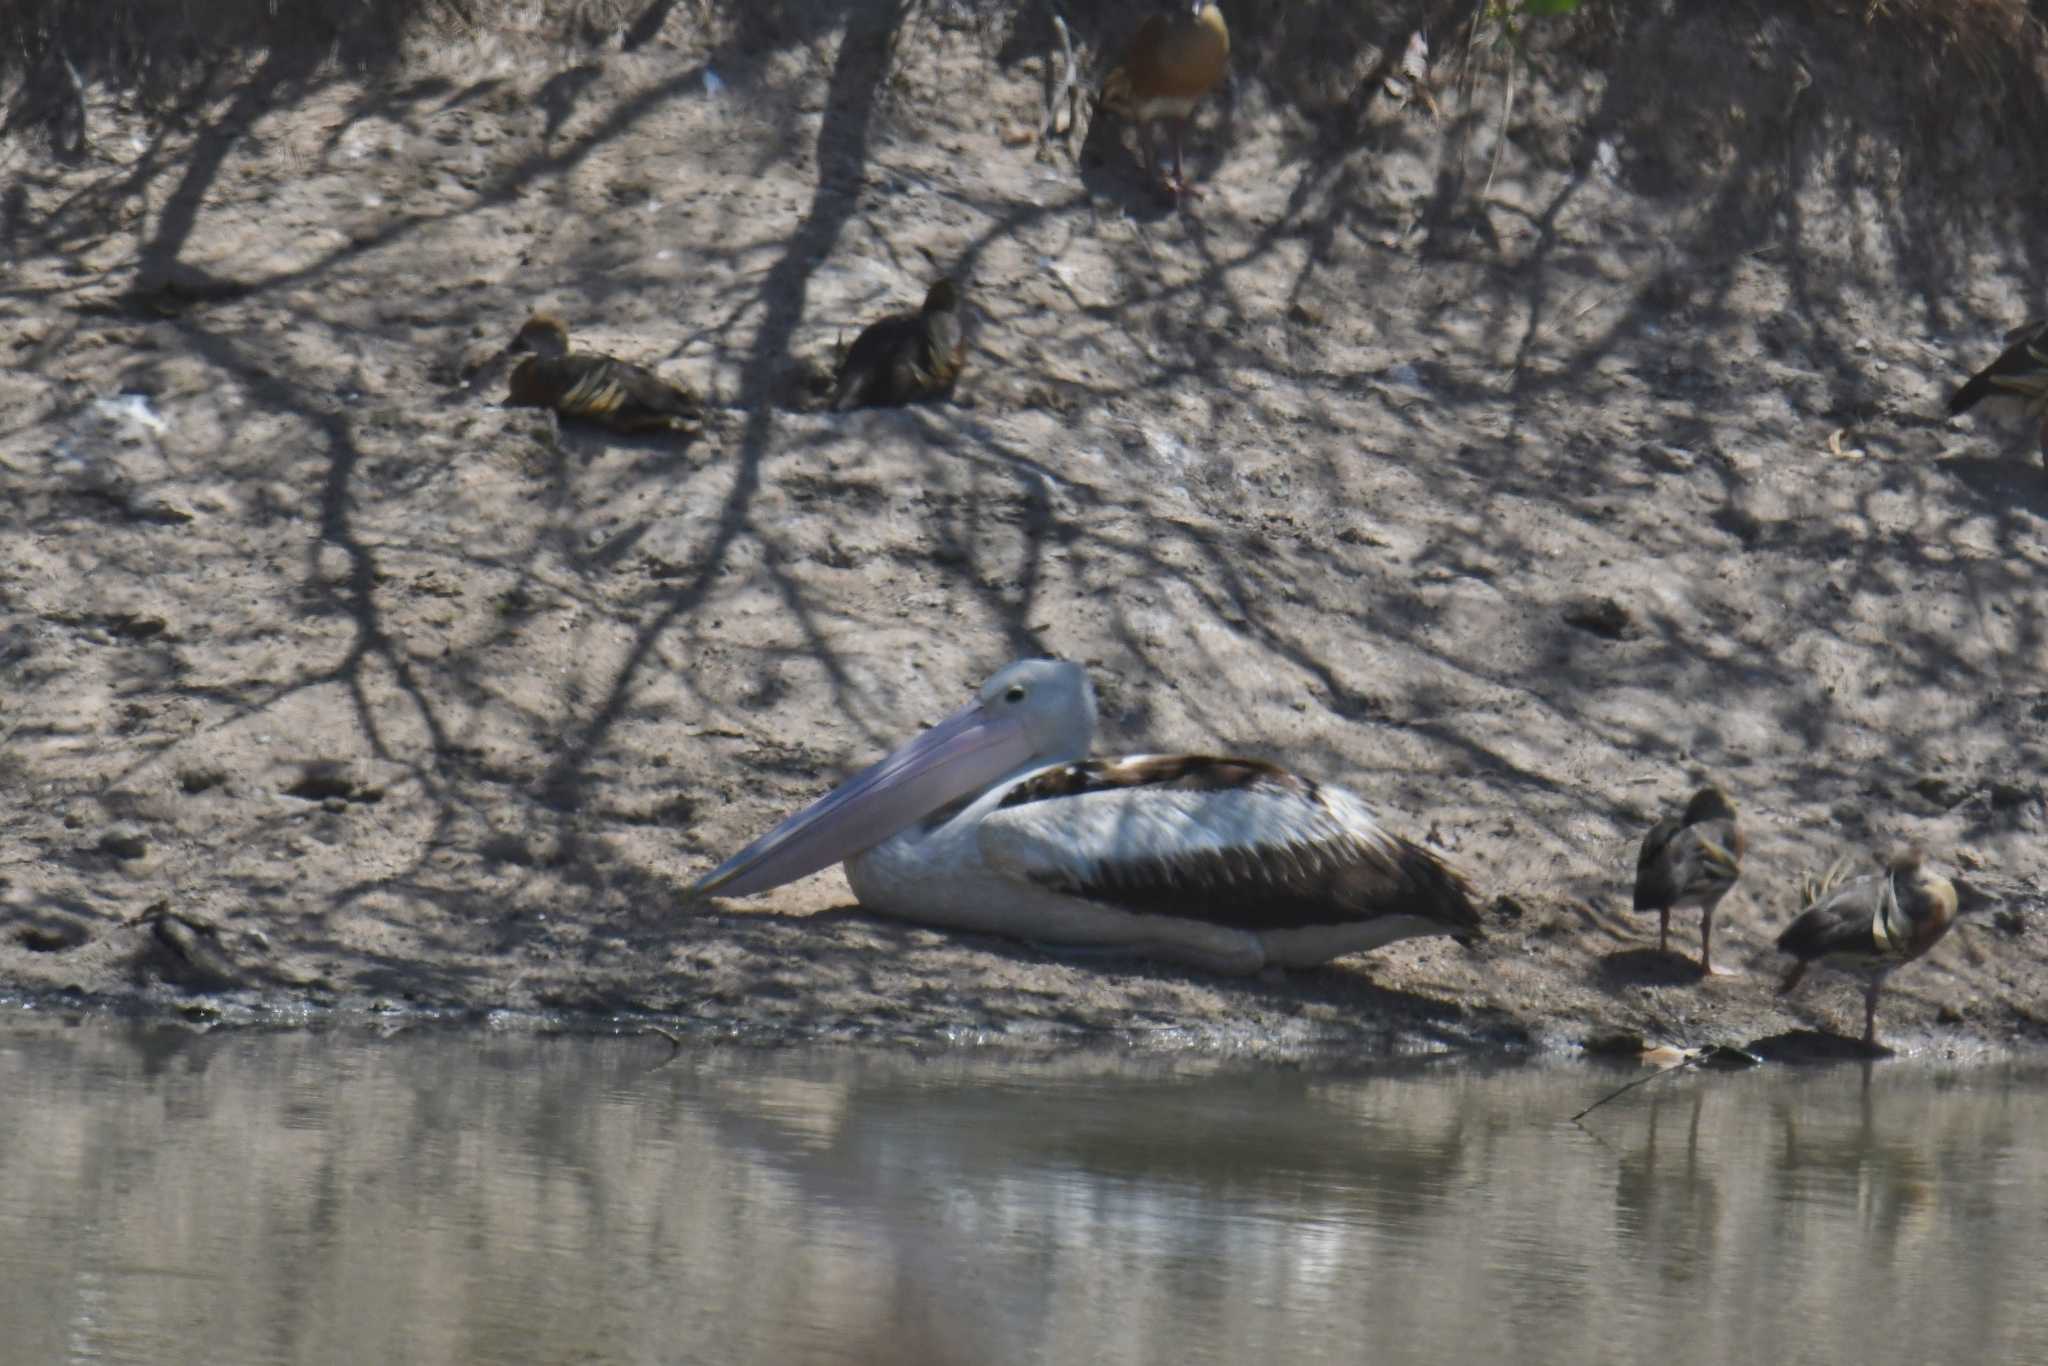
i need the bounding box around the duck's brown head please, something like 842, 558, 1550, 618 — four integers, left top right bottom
1878, 849, 1958, 957
922, 279, 962, 315
1683, 786, 1736, 825
509, 314, 571, 358
1890, 851, 1956, 914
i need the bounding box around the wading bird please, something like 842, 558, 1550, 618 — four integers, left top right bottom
1095, 1, 1230, 202
1632, 786, 1744, 975
1775, 852, 1957, 1051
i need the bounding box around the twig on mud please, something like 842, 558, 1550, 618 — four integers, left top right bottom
57, 46, 90, 156
1571, 1052, 1699, 1123
1483, 54, 1513, 200
1570, 1043, 1761, 1124
1040, 12, 1080, 151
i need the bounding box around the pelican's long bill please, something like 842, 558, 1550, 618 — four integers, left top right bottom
688, 696, 1038, 901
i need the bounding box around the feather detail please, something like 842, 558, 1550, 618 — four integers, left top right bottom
978, 759, 1479, 937
1631, 786, 1743, 970
502, 314, 701, 434
831, 279, 966, 410
1949, 318, 2048, 417
1774, 853, 1957, 1046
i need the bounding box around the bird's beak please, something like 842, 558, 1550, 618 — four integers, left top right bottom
687, 697, 1038, 901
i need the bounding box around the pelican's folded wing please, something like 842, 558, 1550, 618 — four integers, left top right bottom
976, 756, 1478, 935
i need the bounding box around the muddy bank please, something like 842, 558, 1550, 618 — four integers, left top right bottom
3, 0, 2048, 1057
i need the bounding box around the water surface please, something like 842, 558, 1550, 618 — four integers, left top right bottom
2, 1019, 2043, 1364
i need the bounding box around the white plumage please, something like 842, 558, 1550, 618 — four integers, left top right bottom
694, 661, 1481, 975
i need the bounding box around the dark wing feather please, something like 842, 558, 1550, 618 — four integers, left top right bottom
981, 757, 1479, 936
832, 312, 915, 409
999, 755, 1296, 805
1634, 817, 1740, 912
510, 354, 700, 433
1632, 815, 1684, 911
1775, 875, 1885, 966
1949, 319, 2048, 415
832, 309, 962, 410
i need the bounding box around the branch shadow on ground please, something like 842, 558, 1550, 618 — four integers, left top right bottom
6, 0, 2048, 1030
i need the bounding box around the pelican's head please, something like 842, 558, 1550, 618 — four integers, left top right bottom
974, 658, 1095, 767
688, 658, 1097, 901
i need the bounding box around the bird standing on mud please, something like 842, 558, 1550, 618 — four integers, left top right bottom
502, 314, 702, 435
688, 658, 1481, 977
1632, 786, 1744, 975
831, 279, 967, 410
1948, 318, 2048, 457
1775, 852, 1958, 1051
1094, 0, 1230, 202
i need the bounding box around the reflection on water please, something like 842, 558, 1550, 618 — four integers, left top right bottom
1, 1019, 2045, 1365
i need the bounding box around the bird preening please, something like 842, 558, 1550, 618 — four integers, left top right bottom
502, 314, 703, 436
1775, 852, 1958, 1052
1632, 786, 1745, 976
831, 278, 968, 411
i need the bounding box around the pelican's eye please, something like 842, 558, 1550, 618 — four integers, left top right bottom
1003, 684, 1027, 705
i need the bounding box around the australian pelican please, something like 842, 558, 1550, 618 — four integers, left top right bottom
688, 659, 1482, 975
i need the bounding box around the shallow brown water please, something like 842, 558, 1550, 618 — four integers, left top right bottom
1, 1018, 2043, 1365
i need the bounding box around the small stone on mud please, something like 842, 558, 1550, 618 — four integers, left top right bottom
285, 763, 361, 802
1562, 595, 1634, 639
98, 828, 149, 861
1912, 774, 1961, 807
16, 923, 87, 953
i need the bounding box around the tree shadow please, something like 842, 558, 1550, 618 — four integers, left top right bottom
1596, 947, 1706, 989
5, 0, 2048, 1038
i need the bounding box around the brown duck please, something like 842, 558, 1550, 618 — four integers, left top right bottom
1776, 852, 1958, 1051
1632, 786, 1744, 975
503, 315, 702, 435
1948, 318, 2048, 456
831, 279, 966, 411
1095, 1, 1230, 200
